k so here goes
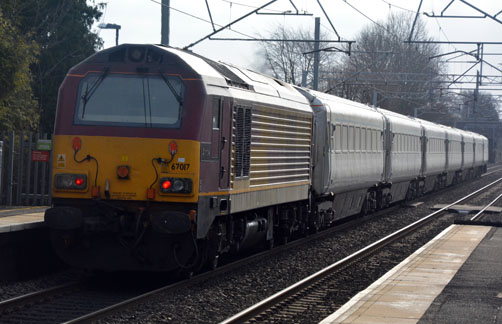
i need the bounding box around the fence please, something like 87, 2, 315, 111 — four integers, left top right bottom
0, 132, 52, 206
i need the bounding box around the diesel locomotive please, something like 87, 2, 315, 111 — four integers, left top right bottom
45, 44, 488, 271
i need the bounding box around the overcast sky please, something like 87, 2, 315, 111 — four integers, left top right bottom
91, 0, 502, 98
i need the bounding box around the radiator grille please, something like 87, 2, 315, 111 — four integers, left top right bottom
231, 105, 312, 189
233, 106, 251, 178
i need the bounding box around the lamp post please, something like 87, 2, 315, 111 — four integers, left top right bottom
98, 23, 121, 46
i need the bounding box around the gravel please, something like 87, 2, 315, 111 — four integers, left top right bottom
0, 269, 86, 302
98, 170, 502, 324
2, 172, 500, 323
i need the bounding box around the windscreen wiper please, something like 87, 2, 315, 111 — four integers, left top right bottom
159, 72, 183, 106
81, 68, 110, 118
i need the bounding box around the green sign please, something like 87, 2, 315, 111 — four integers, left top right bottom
36, 139, 52, 151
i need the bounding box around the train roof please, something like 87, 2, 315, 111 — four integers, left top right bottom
298, 88, 385, 128
74, 44, 311, 111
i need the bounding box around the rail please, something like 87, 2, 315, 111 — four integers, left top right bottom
0, 282, 80, 314
219, 176, 502, 324
60, 206, 400, 323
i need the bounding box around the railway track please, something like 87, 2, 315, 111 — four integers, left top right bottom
2, 174, 501, 323
0, 204, 397, 323
219, 176, 502, 324
482, 163, 502, 177
59, 207, 401, 324
0, 282, 81, 313
0, 275, 155, 324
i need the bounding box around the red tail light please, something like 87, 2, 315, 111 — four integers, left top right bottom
75, 177, 85, 186
161, 180, 171, 190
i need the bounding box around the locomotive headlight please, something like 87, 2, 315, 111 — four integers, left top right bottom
159, 177, 192, 194
55, 174, 87, 190
172, 179, 184, 192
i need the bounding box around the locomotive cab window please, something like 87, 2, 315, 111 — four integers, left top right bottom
74, 73, 184, 128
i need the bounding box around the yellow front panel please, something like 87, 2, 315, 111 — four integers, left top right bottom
52, 135, 200, 203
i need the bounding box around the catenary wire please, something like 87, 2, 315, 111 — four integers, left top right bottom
148, 0, 259, 40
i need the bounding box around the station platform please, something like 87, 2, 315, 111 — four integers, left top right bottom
320, 224, 502, 324
0, 207, 47, 233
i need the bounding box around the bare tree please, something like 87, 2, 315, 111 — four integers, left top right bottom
459, 90, 499, 121
256, 24, 337, 90
327, 13, 444, 116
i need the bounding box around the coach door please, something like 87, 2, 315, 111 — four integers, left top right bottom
420, 126, 427, 176
460, 135, 465, 168
382, 116, 392, 182
445, 136, 449, 170
473, 141, 476, 165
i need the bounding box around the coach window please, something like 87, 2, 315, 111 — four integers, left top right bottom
362, 128, 366, 151
375, 132, 378, 152
377, 130, 382, 151
342, 126, 348, 151
355, 127, 360, 151
361, 128, 366, 152
335, 124, 341, 152
371, 129, 374, 151
370, 129, 375, 152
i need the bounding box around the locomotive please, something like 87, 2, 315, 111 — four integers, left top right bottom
45, 44, 488, 272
